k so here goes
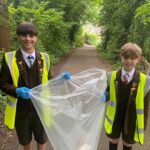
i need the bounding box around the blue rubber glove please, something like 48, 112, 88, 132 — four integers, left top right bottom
100, 91, 109, 103
16, 87, 31, 99
100, 93, 106, 103
61, 71, 71, 80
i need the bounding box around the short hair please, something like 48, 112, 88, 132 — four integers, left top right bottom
16, 22, 38, 36
120, 42, 142, 59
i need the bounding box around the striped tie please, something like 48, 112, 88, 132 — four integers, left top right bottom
27, 55, 34, 67
122, 74, 129, 84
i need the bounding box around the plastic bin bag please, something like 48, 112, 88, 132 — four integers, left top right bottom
30, 67, 107, 150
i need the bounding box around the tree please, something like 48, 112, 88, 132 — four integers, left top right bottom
0, 0, 10, 51
99, 0, 146, 59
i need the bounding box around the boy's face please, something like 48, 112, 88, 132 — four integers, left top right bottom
121, 56, 140, 72
18, 34, 37, 53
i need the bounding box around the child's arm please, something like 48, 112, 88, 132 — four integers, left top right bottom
0, 56, 17, 97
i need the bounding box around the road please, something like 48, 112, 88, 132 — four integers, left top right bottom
7, 44, 150, 149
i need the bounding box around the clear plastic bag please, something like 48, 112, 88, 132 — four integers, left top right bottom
30, 68, 107, 150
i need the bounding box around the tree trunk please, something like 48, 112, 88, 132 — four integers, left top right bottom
0, 0, 10, 52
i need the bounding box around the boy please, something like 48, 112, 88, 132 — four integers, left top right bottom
104, 43, 150, 150
0, 22, 51, 150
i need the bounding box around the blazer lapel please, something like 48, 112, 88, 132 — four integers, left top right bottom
128, 70, 140, 103
16, 49, 29, 86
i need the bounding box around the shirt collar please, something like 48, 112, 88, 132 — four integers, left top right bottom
21, 49, 36, 60
122, 67, 135, 79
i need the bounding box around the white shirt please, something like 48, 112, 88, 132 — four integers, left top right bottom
21, 49, 36, 68
121, 67, 135, 83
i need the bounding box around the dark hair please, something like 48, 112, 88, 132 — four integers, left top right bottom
120, 43, 142, 59
16, 22, 38, 36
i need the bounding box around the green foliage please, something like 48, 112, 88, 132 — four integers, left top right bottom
8, 1, 71, 59
20, 0, 39, 9
47, 0, 103, 43
35, 8, 71, 57
6, 0, 102, 63
99, 0, 150, 62
135, 0, 150, 25
74, 26, 84, 47
84, 32, 100, 46
143, 36, 150, 60
133, 1, 150, 61
48, 0, 97, 23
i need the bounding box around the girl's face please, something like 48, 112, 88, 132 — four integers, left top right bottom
121, 56, 140, 72
18, 34, 37, 53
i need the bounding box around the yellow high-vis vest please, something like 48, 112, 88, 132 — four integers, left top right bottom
104, 70, 149, 144
4, 51, 50, 129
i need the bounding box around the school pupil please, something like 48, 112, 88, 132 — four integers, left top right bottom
0, 22, 51, 150
104, 43, 150, 150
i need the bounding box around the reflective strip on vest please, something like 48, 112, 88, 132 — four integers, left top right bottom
7, 98, 16, 108
109, 101, 117, 107
104, 71, 148, 145
136, 109, 144, 114
144, 76, 150, 96
4, 51, 50, 129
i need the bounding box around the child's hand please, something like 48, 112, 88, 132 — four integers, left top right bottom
100, 91, 109, 102
61, 71, 71, 80
16, 87, 31, 99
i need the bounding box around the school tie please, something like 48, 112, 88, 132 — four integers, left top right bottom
122, 74, 129, 84
27, 55, 34, 67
